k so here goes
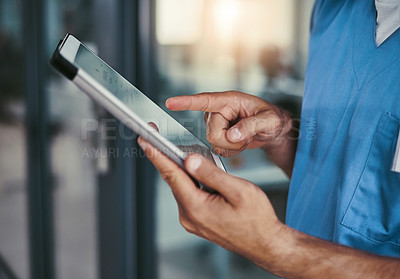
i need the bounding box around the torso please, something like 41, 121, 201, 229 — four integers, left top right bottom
287, 0, 400, 257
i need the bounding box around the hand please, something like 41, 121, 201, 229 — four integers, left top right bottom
166, 91, 293, 157
137, 136, 284, 264
138, 132, 400, 279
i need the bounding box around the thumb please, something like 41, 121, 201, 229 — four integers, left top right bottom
185, 153, 251, 204
226, 110, 283, 142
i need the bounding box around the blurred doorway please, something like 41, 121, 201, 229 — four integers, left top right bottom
0, 0, 156, 278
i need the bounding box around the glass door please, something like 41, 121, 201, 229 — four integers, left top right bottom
0, 0, 157, 278
0, 1, 28, 278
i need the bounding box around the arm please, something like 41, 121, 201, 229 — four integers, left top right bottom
138, 138, 400, 278
271, 227, 400, 279
166, 91, 297, 177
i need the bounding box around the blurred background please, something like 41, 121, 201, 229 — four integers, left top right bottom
0, 0, 313, 278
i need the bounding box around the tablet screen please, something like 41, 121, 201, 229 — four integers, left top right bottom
72, 42, 214, 161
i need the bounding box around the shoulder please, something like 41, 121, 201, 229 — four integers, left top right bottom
310, 0, 350, 34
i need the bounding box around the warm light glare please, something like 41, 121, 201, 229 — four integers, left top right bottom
157, 0, 294, 47
156, 0, 205, 45
213, 0, 241, 40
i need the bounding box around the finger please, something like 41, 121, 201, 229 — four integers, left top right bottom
206, 112, 228, 145
206, 112, 246, 151
203, 112, 209, 123
184, 153, 250, 204
227, 110, 283, 142
213, 146, 247, 158
166, 92, 234, 112
148, 122, 159, 132
137, 137, 205, 204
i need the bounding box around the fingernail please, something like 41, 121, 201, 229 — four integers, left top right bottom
229, 127, 243, 142
187, 156, 202, 172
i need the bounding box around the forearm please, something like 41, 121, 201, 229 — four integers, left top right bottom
256, 225, 400, 279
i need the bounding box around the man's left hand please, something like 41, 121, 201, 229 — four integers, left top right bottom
137, 136, 283, 264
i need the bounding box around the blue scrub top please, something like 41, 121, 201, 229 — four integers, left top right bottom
286, 0, 400, 257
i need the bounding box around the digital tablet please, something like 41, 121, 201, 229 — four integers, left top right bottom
50, 34, 225, 192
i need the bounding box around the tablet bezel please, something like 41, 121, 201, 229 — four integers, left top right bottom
50, 34, 226, 189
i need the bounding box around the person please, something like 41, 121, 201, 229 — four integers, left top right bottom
138, 0, 400, 277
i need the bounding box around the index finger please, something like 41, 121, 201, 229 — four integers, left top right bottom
165, 92, 234, 112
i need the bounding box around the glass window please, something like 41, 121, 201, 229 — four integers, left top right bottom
155, 0, 314, 278
1, 1, 156, 278
46, 1, 99, 278
0, 1, 28, 278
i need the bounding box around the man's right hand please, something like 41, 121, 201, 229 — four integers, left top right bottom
166, 91, 293, 157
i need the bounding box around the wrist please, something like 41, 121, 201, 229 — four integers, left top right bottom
257, 223, 300, 277
265, 222, 293, 267
244, 219, 290, 272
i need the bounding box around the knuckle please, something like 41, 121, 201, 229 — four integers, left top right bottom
281, 113, 293, 134
212, 146, 221, 153
230, 190, 244, 204
206, 168, 224, 185
180, 203, 204, 226
221, 151, 229, 158
227, 182, 255, 205
260, 110, 285, 137
160, 168, 177, 185
271, 110, 285, 128
265, 110, 282, 126
239, 182, 258, 201
206, 131, 221, 144
199, 93, 211, 111
246, 117, 259, 134
179, 216, 196, 233
214, 147, 229, 157
186, 208, 201, 224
